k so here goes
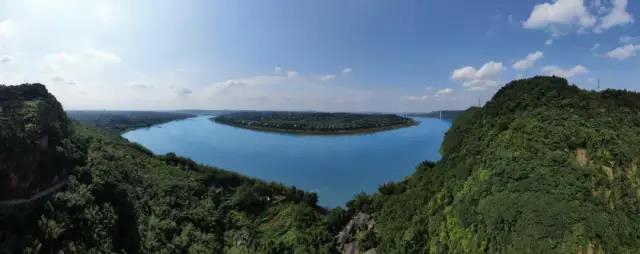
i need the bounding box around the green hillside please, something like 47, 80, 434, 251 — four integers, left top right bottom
351, 76, 640, 253
0, 84, 79, 201
1, 84, 333, 253
3, 76, 640, 253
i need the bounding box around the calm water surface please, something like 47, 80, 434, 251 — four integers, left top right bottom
123, 116, 451, 207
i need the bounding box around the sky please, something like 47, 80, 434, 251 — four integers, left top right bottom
0, 0, 638, 112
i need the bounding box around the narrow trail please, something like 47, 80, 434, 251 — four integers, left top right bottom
0, 180, 67, 207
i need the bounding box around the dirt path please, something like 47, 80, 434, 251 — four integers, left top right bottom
0, 180, 67, 207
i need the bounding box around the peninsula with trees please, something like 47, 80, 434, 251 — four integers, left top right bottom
212, 111, 417, 134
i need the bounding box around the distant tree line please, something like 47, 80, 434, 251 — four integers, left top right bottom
214, 111, 416, 134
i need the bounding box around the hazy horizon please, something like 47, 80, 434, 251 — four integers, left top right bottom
1, 0, 638, 112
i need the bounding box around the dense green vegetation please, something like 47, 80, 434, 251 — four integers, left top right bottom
18, 125, 334, 253
0, 84, 80, 200
1, 85, 334, 253
4, 76, 640, 253
67, 110, 194, 133
406, 110, 466, 122
214, 111, 416, 134
348, 76, 640, 253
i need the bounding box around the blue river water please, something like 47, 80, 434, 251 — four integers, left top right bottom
122, 116, 451, 207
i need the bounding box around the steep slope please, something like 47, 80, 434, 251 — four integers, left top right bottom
356, 76, 640, 253
4, 77, 640, 253
0, 84, 80, 200
0, 84, 333, 253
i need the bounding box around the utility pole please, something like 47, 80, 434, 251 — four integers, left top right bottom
597, 78, 600, 90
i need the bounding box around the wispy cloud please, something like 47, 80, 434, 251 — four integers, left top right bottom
0, 55, 12, 64
594, 0, 634, 33
542, 65, 588, 78
451, 61, 505, 91
0, 19, 16, 39
545, 39, 554, 45
607, 44, 640, 60
513, 51, 544, 70
320, 74, 336, 81
401, 87, 455, 101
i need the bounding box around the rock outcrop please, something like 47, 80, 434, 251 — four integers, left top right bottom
336, 212, 377, 254
0, 84, 72, 200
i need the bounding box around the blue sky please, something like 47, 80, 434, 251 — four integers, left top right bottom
0, 0, 638, 112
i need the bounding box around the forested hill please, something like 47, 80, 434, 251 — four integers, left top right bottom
1, 84, 334, 253
350, 76, 640, 253
3, 77, 640, 253
0, 84, 79, 200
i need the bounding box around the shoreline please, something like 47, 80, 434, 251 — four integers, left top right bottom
211, 118, 419, 135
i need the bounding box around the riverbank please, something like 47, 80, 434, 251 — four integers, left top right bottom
212, 117, 419, 135
211, 111, 418, 135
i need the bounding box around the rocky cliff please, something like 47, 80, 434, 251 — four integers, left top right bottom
0, 84, 75, 200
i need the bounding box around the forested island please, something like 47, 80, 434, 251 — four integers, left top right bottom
213, 111, 417, 134
3, 76, 640, 253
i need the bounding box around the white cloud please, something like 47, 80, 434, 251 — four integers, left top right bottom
0, 19, 16, 39
523, 0, 634, 35
274, 66, 282, 73
342, 68, 352, 75
51, 76, 64, 82
400, 95, 430, 101
595, 0, 634, 33
513, 51, 544, 70
0, 55, 12, 64
38, 48, 124, 97
43, 49, 121, 71
590, 43, 601, 51
129, 82, 152, 89
607, 44, 640, 60
542, 65, 588, 78
320, 74, 336, 81
176, 88, 192, 97
545, 39, 554, 45
435, 88, 454, 96
286, 71, 298, 78
50, 75, 76, 86
88, 49, 122, 64
209, 79, 246, 95
201, 71, 378, 111
43, 52, 80, 71
400, 87, 454, 101
451, 61, 505, 91
523, 0, 596, 35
